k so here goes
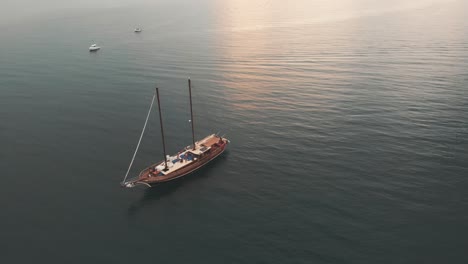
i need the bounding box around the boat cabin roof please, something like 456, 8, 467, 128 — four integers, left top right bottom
189, 145, 211, 155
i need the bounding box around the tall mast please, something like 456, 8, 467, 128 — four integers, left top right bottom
188, 78, 196, 150
156, 87, 168, 170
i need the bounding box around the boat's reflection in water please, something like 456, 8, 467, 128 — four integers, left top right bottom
126, 153, 229, 217
126, 181, 182, 218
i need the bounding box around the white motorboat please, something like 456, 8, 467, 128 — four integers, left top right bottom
89, 44, 100, 51
134, 28, 142, 33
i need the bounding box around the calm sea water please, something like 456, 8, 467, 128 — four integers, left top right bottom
1, 0, 468, 263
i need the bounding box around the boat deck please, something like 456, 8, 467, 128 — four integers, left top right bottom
139, 134, 224, 178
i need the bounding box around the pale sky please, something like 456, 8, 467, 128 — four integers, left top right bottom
0, 0, 158, 24
0, 0, 459, 25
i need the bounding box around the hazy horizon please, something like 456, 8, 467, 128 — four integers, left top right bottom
1, 0, 460, 26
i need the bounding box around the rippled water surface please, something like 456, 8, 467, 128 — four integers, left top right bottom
1, 0, 467, 263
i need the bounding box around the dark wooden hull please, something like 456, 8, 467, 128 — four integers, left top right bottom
129, 138, 228, 187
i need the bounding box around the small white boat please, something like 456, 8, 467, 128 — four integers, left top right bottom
134, 28, 142, 33
89, 44, 100, 51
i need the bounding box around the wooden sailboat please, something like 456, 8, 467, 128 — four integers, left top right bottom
121, 79, 229, 188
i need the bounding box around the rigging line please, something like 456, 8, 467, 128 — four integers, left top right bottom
121, 90, 157, 185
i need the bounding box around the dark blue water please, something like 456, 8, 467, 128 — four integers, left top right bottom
1, 0, 467, 263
